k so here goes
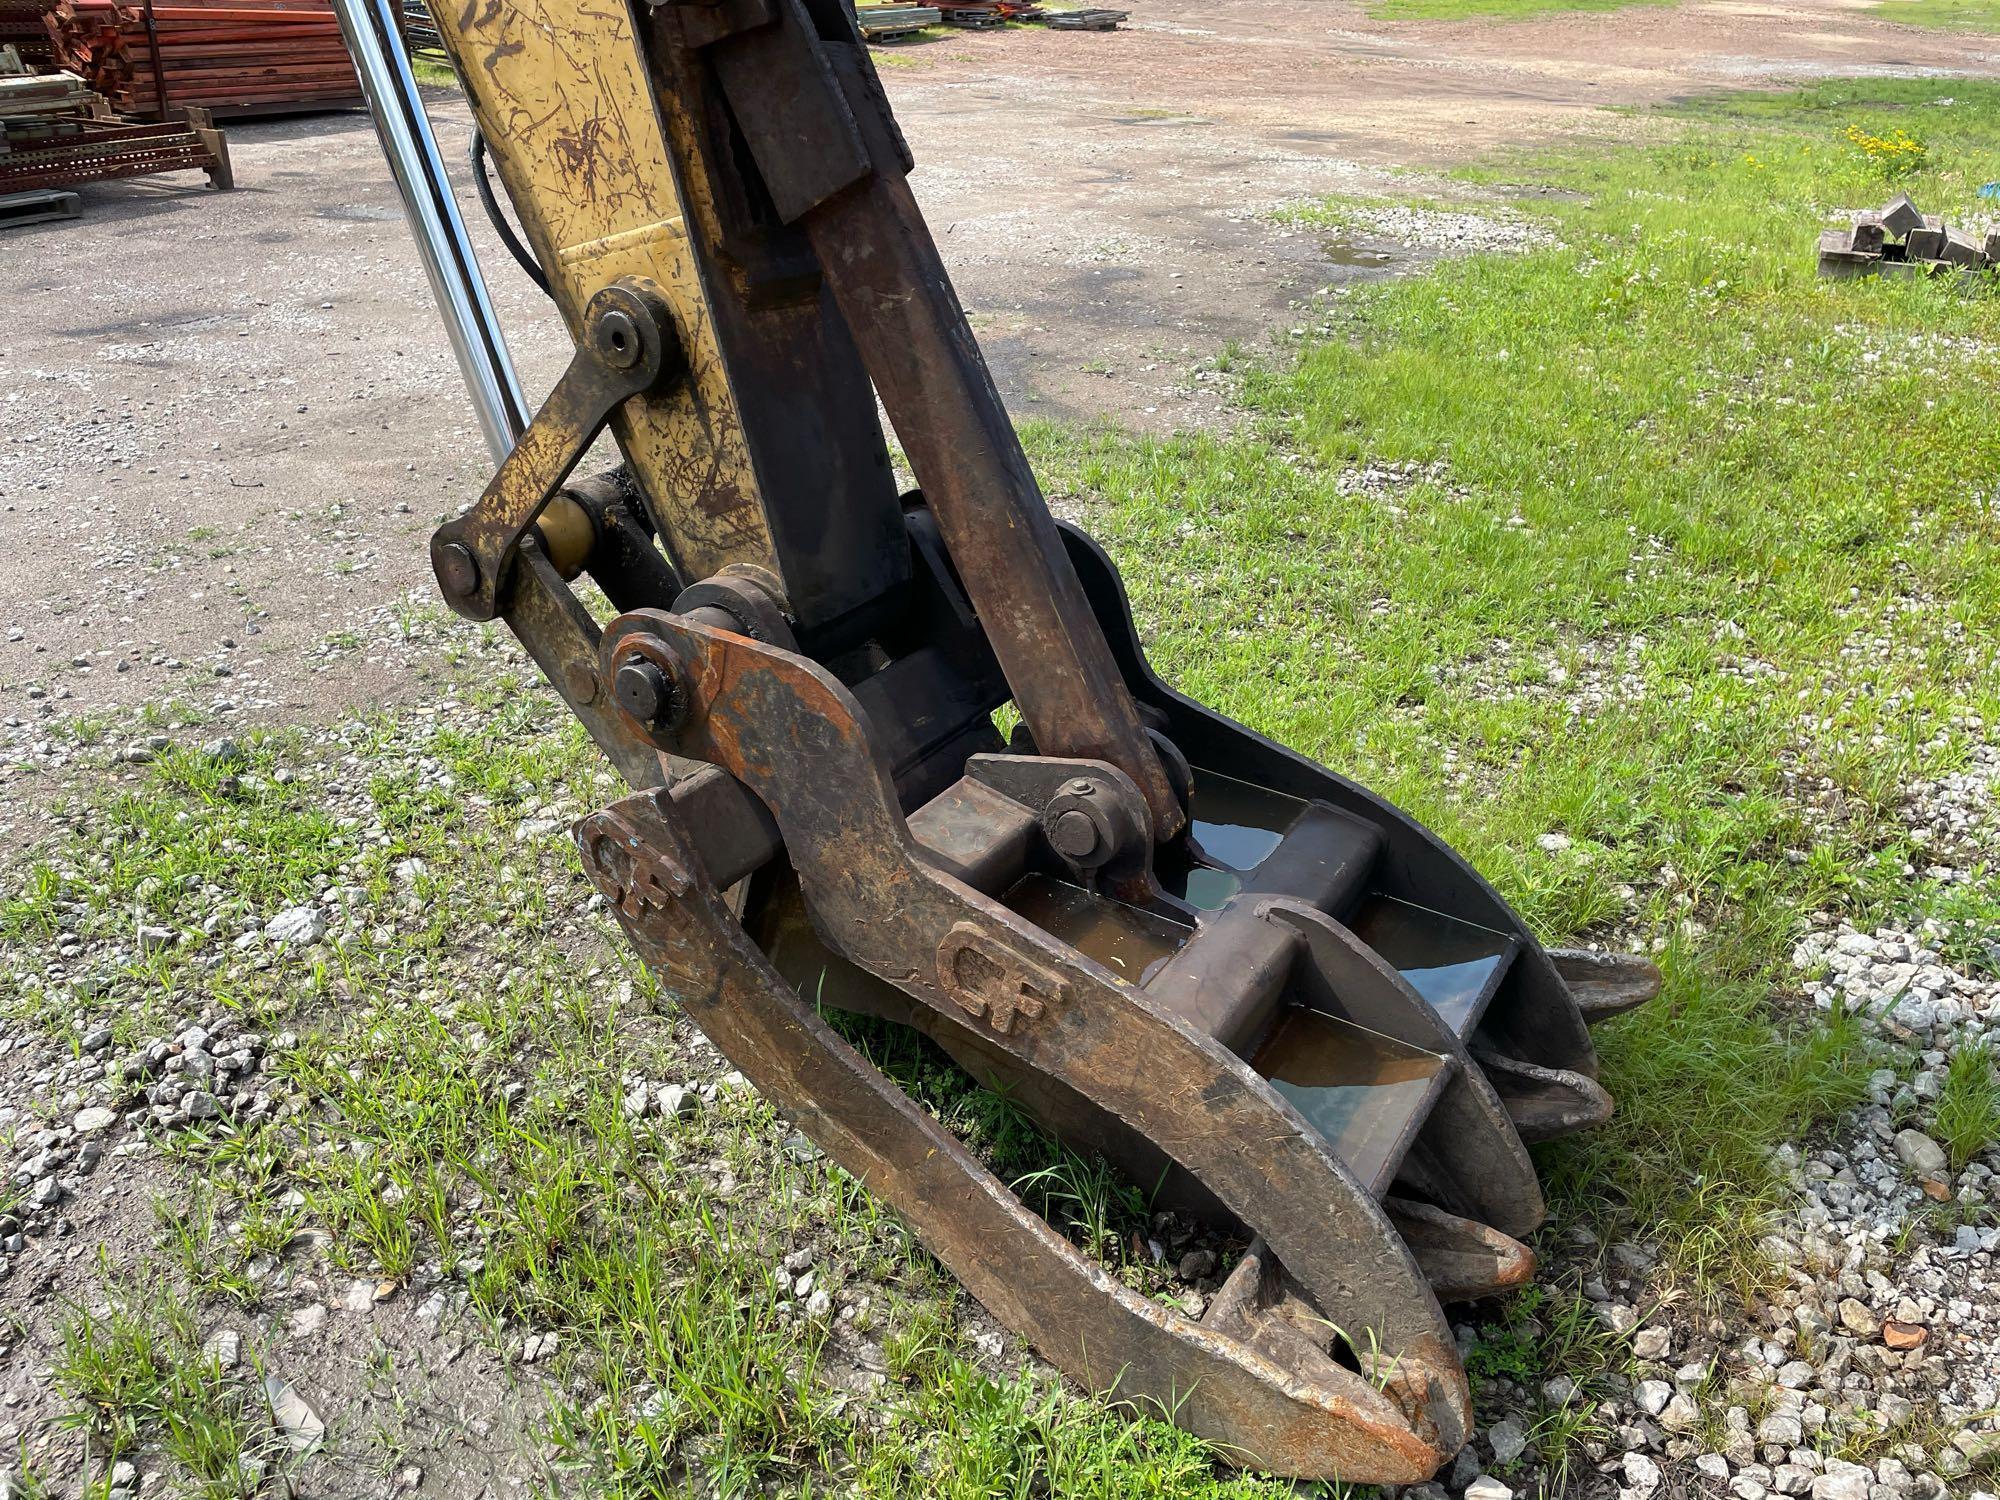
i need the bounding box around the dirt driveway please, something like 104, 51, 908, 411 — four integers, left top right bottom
1, 0, 1994, 748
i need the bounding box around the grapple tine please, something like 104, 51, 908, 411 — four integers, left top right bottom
1549, 947, 1665, 1024
1472, 1048, 1618, 1144
1384, 1200, 1538, 1304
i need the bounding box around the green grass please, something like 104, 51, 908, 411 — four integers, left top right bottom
5, 687, 1300, 1497
1874, 0, 2000, 30
1028, 77, 2000, 1294
410, 55, 460, 90
1934, 1042, 2000, 1168
51, 1274, 283, 1498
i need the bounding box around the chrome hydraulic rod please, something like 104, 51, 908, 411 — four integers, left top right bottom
330, 0, 527, 464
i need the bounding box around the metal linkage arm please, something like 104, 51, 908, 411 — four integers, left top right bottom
642, 0, 1187, 840
431, 282, 684, 623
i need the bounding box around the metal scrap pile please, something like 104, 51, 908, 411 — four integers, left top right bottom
44, 0, 359, 119
1039, 9, 1126, 26
936, 0, 1128, 25
853, 5, 942, 38
0, 63, 230, 224
1, 0, 57, 64
1818, 192, 1999, 281
851, 0, 1124, 35
397, 0, 435, 50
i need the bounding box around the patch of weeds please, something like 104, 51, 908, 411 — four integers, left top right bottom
882, 1295, 959, 1386
1933, 1041, 2000, 1168
1466, 1282, 1620, 1487
0, 861, 60, 943
1843, 121, 1929, 177
1464, 1318, 1539, 1389
1884, 1194, 1997, 1257
1874, 0, 2000, 29
51, 1271, 283, 1497
545, 1217, 846, 1495
1365, 0, 1669, 21
154, 1187, 260, 1307
1904, 876, 2000, 977
855, 1359, 1301, 1498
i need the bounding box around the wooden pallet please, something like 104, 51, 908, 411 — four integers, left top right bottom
0, 184, 79, 223
1040, 6, 1126, 26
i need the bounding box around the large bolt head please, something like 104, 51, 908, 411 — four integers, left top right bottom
1049, 807, 1101, 860
594, 307, 643, 370
433, 539, 479, 599
561, 661, 600, 706
613, 657, 679, 731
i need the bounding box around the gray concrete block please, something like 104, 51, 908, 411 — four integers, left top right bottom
1940, 225, 1983, 267
1905, 226, 1946, 260
1880, 194, 1925, 237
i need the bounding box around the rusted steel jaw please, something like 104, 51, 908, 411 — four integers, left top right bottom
565, 602, 1659, 1482
574, 785, 1469, 1478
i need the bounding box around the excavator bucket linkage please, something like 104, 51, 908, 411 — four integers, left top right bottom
351, 0, 1661, 1478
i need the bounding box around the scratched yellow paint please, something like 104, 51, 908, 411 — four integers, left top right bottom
434, 0, 779, 595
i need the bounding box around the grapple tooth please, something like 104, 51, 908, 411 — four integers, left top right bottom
1384, 1198, 1537, 1304
1548, 947, 1664, 1024
1473, 1048, 1617, 1144
1202, 1237, 1469, 1455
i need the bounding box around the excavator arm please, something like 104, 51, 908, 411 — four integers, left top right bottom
331, 0, 1660, 1478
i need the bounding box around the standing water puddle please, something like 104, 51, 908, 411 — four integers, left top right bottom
1251, 1008, 1448, 1190
1005, 874, 1190, 985
1170, 768, 1304, 909
1346, 896, 1514, 1036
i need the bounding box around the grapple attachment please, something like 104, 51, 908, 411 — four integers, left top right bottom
347, 0, 1662, 1476
567, 555, 1656, 1479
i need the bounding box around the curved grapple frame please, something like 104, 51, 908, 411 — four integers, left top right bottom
385, 0, 1663, 1477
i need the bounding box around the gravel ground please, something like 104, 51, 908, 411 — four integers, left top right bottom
5, 4, 2000, 1497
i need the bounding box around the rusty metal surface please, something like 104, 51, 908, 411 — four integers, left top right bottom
1550, 948, 1665, 1023
575, 788, 1462, 1480
1384, 1199, 1537, 1304
596, 606, 1472, 1459
431, 280, 680, 623
1472, 1048, 1617, 1144
796, 171, 1187, 840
